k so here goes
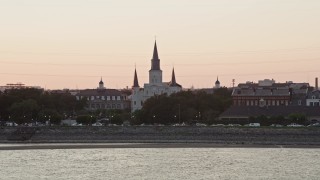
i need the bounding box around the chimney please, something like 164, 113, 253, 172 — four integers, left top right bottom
316, 77, 319, 90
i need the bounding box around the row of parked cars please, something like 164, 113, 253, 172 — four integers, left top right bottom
2, 120, 320, 128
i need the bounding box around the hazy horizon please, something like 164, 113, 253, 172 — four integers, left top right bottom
1, 0, 320, 89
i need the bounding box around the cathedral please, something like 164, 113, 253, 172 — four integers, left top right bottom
131, 41, 182, 112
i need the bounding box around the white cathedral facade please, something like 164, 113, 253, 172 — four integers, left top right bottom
131, 41, 182, 112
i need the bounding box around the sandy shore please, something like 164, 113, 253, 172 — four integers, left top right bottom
1, 143, 320, 150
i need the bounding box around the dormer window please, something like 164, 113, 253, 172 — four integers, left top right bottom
312, 95, 316, 99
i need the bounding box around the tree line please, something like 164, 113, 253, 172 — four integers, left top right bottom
131, 88, 232, 125
0, 88, 86, 125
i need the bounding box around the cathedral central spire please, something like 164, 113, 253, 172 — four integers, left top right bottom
151, 41, 160, 70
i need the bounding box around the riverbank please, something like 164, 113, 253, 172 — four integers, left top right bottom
1, 126, 320, 147
1, 143, 320, 150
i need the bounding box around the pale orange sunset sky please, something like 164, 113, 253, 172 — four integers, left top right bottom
1, 0, 320, 89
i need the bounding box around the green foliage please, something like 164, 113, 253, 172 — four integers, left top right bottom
130, 110, 144, 125
9, 99, 40, 124
110, 114, 123, 125
288, 113, 306, 124
0, 88, 86, 124
140, 88, 232, 125
76, 115, 96, 125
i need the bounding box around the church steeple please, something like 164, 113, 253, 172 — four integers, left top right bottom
170, 68, 176, 86
133, 68, 139, 88
98, 77, 105, 89
169, 68, 181, 87
215, 76, 220, 88
153, 41, 159, 60
151, 40, 160, 70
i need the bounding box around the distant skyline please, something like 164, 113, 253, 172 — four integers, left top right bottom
1, 0, 320, 89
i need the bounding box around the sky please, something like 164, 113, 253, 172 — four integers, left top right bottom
1, 0, 320, 89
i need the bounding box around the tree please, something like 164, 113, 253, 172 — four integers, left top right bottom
288, 113, 306, 125
76, 115, 96, 125
110, 114, 123, 125
9, 99, 40, 124
140, 89, 232, 125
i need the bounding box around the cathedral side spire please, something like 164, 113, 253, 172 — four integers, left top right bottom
171, 68, 176, 85
133, 68, 140, 87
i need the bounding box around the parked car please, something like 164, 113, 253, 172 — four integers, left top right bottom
92, 122, 103, 126
307, 123, 320, 127
247, 123, 260, 127
227, 124, 241, 127
196, 123, 207, 127
287, 123, 304, 127
270, 124, 283, 127
71, 123, 83, 126
211, 124, 225, 127
5, 121, 18, 127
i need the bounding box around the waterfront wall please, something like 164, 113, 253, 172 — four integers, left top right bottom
1, 126, 320, 145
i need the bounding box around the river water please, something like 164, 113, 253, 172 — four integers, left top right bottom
0, 146, 319, 180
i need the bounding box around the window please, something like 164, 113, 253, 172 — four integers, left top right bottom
117, 96, 121, 101
312, 96, 316, 99
107, 96, 110, 100
134, 101, 136, 105
112, 96, 116, 100
91, 96, 94, 100
101, 96, 105, 100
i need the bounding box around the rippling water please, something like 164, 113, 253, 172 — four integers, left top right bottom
0, 146, 319, 180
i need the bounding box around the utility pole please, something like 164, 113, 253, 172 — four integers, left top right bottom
178, 104, 181, 123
